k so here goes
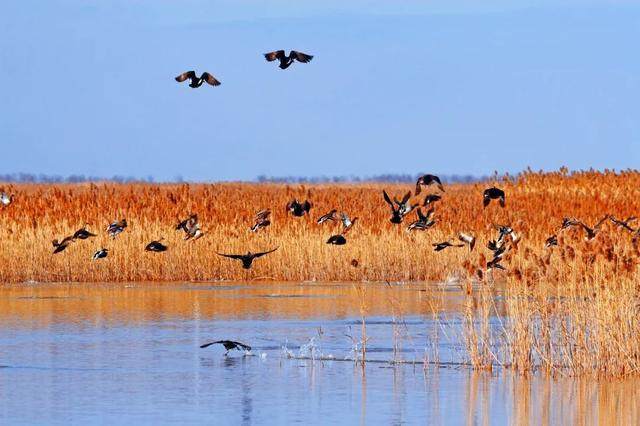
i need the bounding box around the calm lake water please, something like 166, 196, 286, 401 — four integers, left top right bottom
0, 282, 638, 425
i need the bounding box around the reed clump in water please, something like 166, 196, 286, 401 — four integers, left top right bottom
1, 168, 639, 284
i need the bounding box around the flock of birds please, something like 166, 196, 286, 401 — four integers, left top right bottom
0, 176, 512, 271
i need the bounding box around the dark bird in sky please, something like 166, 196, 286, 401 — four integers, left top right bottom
327, 234, 347, 245
52, 236, 74, 254
216, 248, 278, 269
200, 340, 252, 354
72, 224, 97, 240
287, 199, 312, 217
264, 50, 313, 69
407, 208, 435, 231
422, 194, 442, 206
251, 209, 272, 232
317, 209, 338, 225
175, 71, 221, 88
432, 241, 464, 251
145, 239, 168, 252
483, 187, 506, 208
92, 248, 108, 260
107, 219, 127, 239
415, 174, 444, 195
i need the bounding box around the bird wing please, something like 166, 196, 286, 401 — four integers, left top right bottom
401, 191, 412, 205
216, 252, 245, 260
382, 190, 394, 207
201, 72, 221, 86
290, 50, 313, 63
255, 209, 271, 220
264, 50, 286, 61
230, 341, 252, 351
253, 247, 279, 258
200, 340, 229, 349
175, 70, 196, 82
302, 200, 312, 212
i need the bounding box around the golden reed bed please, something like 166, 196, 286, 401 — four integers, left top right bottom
0, 168, 639, 284
3, 168, 640, 376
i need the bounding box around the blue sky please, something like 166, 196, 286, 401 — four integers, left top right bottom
1, 1, 639, 181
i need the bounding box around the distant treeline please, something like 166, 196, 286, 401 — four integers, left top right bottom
0, 172, 487, 184
256, 173, 488, 184
0, 173, 155, 183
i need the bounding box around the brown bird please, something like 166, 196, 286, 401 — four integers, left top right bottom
458, 232, 476, 252
145, 239, 168, 252
483, 187, 506, 208
73, 224, 97, 240
609, 216, 637, 233
175, 71, 221, 88
415, 174, 444, 195
317, 209, 338, 225
340, 212, 358, 234
578, 216, 609, 241
200, 340, 251, 354
251, 209, 272, 232
287, 199, 312, 217
422, 194, 442, 206
176, 214, 203, 241
216, 248, 278, 269
107, 219, 127, 238
432, 241, 464, 251
264, 50, 313, 69
407, 208, 435, 231
52, 236, 74, 254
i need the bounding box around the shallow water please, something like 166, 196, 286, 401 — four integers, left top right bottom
0, 282, 638, 425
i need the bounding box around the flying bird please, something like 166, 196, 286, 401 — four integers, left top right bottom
483, 187, 506, 208
407, 208, 435, 231
383, 190, 416, 224
176, 214, 203, 241
264, 50, 313, 69
200, 340, 252, 354
317, 209, 338, 225
609, 216, 637, 232
415, 174, 444, 195
92, 248, 108, 260
545, 235, 558, 248
423, 194, 442, 206
287, 199, 312, 217
458, 232, 476, 252
327, 234, 347, 245
107, 219, 127, 238
52, 236, 74, 254
578, 216, 609, 241
216, 248, 278, 269
145, 239, 168, 252
487, 256, 506, 271
340, 212, 358, 234
73, 224, 97, 240
251, 209, 272, 232
175, 71, 221, 88
432, 241, 464, 252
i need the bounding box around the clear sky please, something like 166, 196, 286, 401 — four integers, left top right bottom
1, 0, 639, 181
